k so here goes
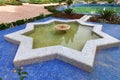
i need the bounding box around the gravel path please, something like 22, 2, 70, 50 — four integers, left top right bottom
0, 3, 55, 23
117, 0, 120, 4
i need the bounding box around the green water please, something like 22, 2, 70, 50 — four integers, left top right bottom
73, 6, 120, 14
24, 22, 100, 51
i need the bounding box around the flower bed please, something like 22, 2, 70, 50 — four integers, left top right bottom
53, 13, 84, 19
88, 15, 120, 24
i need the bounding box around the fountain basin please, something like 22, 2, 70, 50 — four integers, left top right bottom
4, 17, 120, 72
55, 24, 70, 31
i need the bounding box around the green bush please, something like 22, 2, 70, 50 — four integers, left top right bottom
20, 0, 30, 3
12, 21, 17, 26
16, 19, 26, 25
99, 9, 116, 20
107, 0, 114, 3
91, 0, 97, 4
44, 6, 61, 13
0, 23, 9, 30
29, 0, 41, 4
84, 0, 89, 3
0, 0, 22, 6
45, 14, 53, 17
26, 14, 45, 22
0, 14, 51, 30
64, 8, 73, 15
0, 1, 5, 6
29, 0, 60, 4
26, 18, 35, 22
36, 14, 44, 20
6, 23, 13, 28
7, 1, 22, 5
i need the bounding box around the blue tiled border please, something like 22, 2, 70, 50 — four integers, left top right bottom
0, 17, 120, 80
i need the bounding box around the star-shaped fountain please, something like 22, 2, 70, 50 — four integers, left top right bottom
4, 15, 120, 72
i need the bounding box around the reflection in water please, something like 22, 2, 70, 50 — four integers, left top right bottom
24, 21, 100, 51
55, 21, 79, 44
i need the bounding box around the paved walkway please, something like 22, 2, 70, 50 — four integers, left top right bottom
117, 0, 120, 4
0, 3, 57, 23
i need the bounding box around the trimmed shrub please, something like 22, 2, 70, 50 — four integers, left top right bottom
0, 1, 5, 6
20, 0, 30, 3
44, 6, 61, 13
0, 23, 9, 30
12, 22, 17, 26
29, 0, 60, 4
107, 0, 114, 3
0, 14, 51, 30
45, 14, 53, 17
26, 18, 35, 22
35, 14, 45, 20
5, 0, 22, 5
91, 0, 97, 4
6, 23, 13, 28
16, 19, 25, 25
0, 0, 22, 6
64, 8, 73, 15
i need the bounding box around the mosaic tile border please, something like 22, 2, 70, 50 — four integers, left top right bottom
4, 15, 120, 72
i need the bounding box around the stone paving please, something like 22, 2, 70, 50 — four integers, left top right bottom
0, 3, 53, 23
117, 0, 120, 4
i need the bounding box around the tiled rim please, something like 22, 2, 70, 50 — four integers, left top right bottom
4, 15, 120, 72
